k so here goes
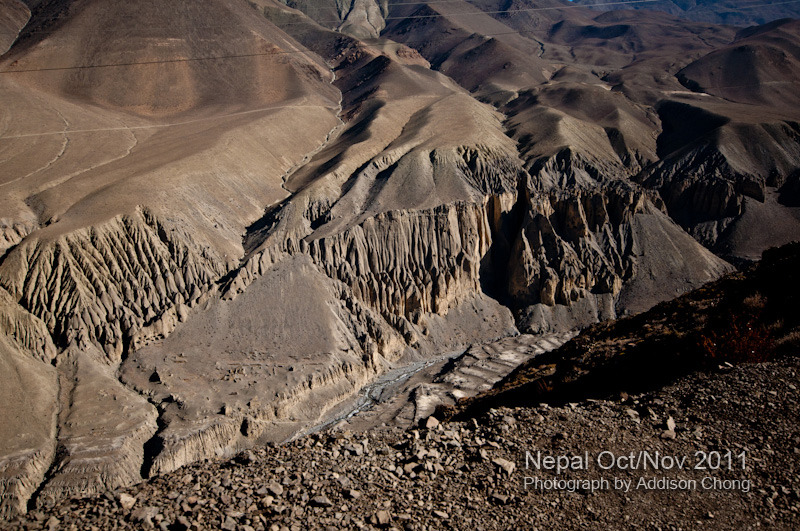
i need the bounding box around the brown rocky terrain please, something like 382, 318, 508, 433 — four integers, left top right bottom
1, 0, 800, 521
0, 0, 29, 54
5, 242, 799, 529
4, 245, 800, 529
445, 241, 800, 417
4, 354, 799, 530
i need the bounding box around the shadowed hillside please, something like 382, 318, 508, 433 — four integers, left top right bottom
444, 241, 800, 417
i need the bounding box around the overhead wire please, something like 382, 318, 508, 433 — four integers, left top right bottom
0, 0, 663, 74
0, 0, 793, 85
0, 0, 797, 33
2, 0, 787, 74
0, 0, 794, 140
0, 0, 665, 35
0, 102, 345, 141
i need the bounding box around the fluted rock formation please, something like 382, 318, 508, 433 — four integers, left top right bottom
507, 182, 637, 310
502, 173, 732, 333
34, 347, 158, 508
0, 334, 57, 519
0, 210, 225, 362
2, 0, 798, 519
638, 105, 800, 255
278, 0, 388, 39
0, 287, 55, 363
0, 219, 35, 260
338, 0, 387, 39
307, 201, 492, 323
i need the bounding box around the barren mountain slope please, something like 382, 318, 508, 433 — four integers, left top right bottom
677, 19, 800, 108
382, 0, 737, 331
0, 0, 532, 514
0, 0, 799, 519
384, 0, 800, 267
0, 0, 353, 515
638, 21, 800, 259
0, 0, 28, 54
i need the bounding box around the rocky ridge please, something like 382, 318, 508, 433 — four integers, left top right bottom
446, 242, 800, 419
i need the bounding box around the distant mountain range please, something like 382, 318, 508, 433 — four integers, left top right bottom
574, 0, 800, 26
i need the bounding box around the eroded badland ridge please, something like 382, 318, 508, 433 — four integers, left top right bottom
0, 0, 799, 523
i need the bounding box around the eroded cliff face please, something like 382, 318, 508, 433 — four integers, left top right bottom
501, 168, 732, 334
4, 0, 796, 519
638, 113, 800, 256
0, 287, 56, 363
0, 209, 226, 363
507, 182, 637, 312
0, 219, 36, 260
307, 202, 492, 324
0, 333, 57, 519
